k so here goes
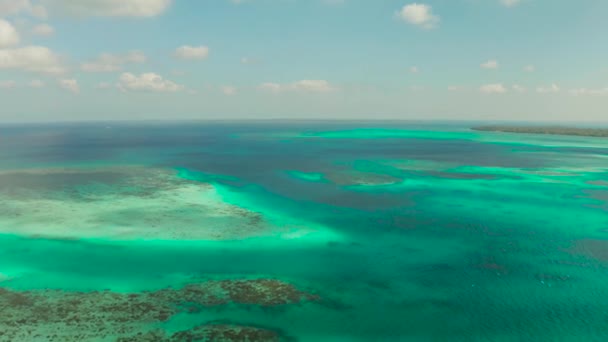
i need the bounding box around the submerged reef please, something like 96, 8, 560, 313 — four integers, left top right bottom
0, 279, 318, 341
569, 239, 608, 261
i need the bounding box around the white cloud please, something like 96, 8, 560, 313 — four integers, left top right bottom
448, 85, 463, 91
117, 72, 183, 92
537, 84, 560, 93
174, 45, 209, 60
0, 45, 65, 74
29, 79, 44, 87
0, 0, 47, 18
481, 59, 499, 69
259, 80, 336, 93
259, 82, 282, 93
524, 65, 535, 72
500, 0, 521, 8
31, 23, 54, 36
512, 84, 526, 92
409, 66, 419, 73
31, 4, 47, 17
0, 19, 20, 48
241, 57, 260, 65
0, 80, 16, 88
0, 0, 30, 16
293, 80, 335, 92
480, 83, 507, 94
96, 82, 112, 89
81, 51, 146, 72
396, 3, 439, 29
44, 0, 171, 17
569, 87, 608, 96
59, 79, 79, 93
221, 85, 237, 96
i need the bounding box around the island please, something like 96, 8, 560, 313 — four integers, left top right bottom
472, 125, 608, 138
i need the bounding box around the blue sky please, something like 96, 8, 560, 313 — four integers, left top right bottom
1, 0, 607, 122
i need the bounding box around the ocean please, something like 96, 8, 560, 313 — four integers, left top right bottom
1, 121, 608, 341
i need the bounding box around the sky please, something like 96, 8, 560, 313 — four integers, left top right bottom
0, 0, 607, 122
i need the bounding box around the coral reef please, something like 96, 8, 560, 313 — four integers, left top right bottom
118, 324, 282, 342
170, 324, 282, 342
0, 279, 318, 341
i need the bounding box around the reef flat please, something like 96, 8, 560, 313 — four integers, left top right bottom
0, 166, 337, 242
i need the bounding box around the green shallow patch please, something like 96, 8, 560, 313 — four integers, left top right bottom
286, 170, 327, 183
476, 131, 608, 148
296, 128, 479, 140
271, 127, 608, 155
231, 128, 478, 141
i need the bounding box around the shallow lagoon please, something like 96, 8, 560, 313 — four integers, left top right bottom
2, 122, 608, 341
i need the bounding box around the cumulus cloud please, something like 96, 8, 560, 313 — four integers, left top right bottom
512, 84, 526, 92
59, 79, 79, 93
500, 0, 521, 7
81, 51, 146, 72
174, 45, 209, 60
43, 0, 171, 17
0, 19, 20, 48
0, 0, 30, 16
524, 65, 535, 72
569, 87, 608, 96
409, 66, 419, 73
221, 85, 237, 96
0, 0, 46, 18
292, 80, 336, 92
5, 0, 171, 18
29, 79, 44, 87
259, 80, 336, 93
96, 82, 112, 89
241, 57, 261, 65
117, 72, 183, 92
480, 83, 507, 94
31, 23, 54, 36
396, 3, 439, 29
0, 80, 16, 88
0, 45, 65, 74
259, 82, 282, 93
481, 60, 499, 69
537, 84, 560, 93
448, 85, 463, 91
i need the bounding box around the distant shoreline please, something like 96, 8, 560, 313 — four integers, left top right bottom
472, 125, 608, 138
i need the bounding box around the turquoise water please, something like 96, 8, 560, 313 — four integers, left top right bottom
1, 122, 608, 341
